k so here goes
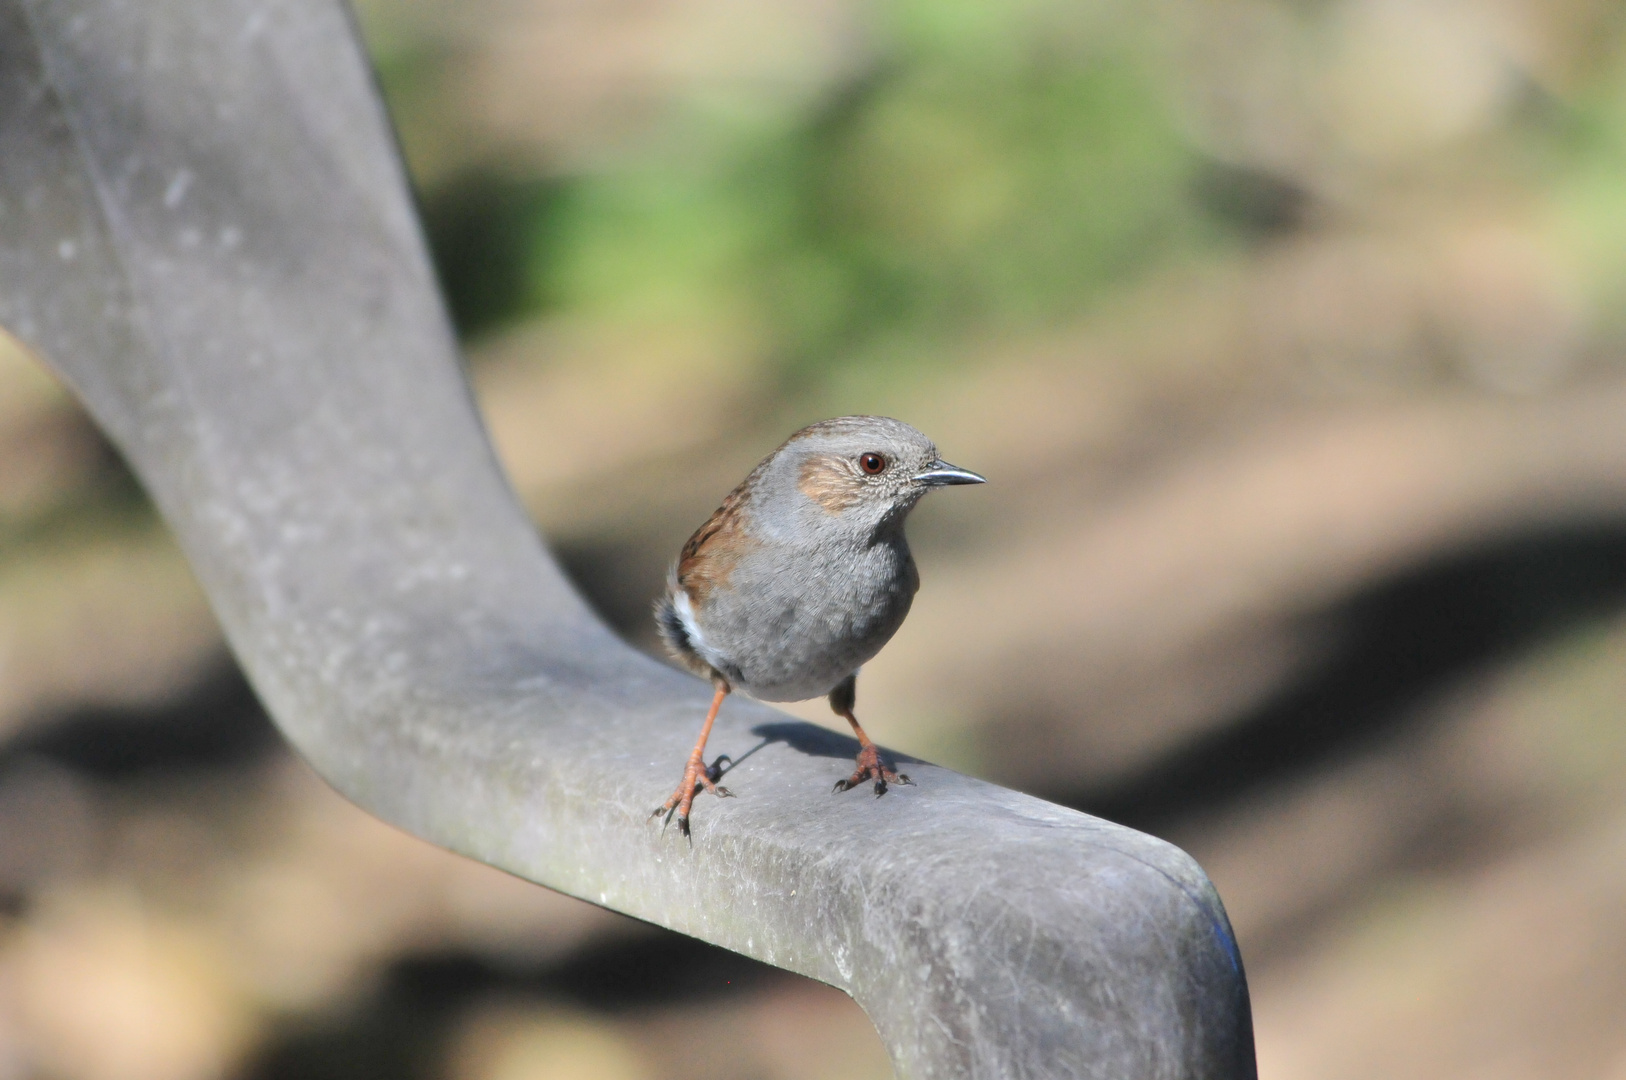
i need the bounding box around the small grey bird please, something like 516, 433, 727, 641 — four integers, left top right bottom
653, 415, 985, 833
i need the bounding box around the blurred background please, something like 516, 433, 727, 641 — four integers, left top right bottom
4, 0, 1626, 1075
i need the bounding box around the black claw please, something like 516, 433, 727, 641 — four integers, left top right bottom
715, 785, 733, 798
833, 779, 851, 793
897, 773, 913, 786
874, 779, 887, 797
678, 815, 691, 837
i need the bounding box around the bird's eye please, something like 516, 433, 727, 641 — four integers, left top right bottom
859, 452, 887, 475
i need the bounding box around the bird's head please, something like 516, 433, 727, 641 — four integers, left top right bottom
765, 415, 985, 536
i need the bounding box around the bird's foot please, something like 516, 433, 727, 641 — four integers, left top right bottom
834, 744, 911, 797
652, 754, 733, 836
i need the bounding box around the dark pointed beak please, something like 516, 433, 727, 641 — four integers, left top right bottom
914, 459, 986, 486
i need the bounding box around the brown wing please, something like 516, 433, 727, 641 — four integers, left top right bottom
655, 467, 761, 680
675, 477, 752, 605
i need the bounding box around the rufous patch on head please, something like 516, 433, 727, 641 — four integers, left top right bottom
798, 454, 863, 514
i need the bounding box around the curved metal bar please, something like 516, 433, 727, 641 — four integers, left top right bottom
0, 1, 1255, 1075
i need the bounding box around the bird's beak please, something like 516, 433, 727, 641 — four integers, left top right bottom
914, 459, 986, 486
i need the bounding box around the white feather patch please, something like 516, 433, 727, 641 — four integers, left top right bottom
673, 589, 724, 670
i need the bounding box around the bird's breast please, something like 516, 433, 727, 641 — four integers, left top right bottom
693, 538, 917, 702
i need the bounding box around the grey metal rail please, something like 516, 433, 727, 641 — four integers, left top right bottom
0, 1, 1254, 1075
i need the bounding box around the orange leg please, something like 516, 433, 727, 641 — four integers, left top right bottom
653, 682, 733, 835
829, 675, 911, 796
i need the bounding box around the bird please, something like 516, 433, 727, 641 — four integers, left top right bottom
652, 415, 985, 834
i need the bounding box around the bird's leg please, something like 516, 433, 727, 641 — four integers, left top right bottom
829, 675, 911, 796
653, 679, 733, 835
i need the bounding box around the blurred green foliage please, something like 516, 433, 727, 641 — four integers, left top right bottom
1553, 66, 1626, 334
412, 0, 1232, 376
397, 0, 1626, 389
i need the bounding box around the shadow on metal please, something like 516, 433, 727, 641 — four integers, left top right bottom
0, 1, 1254, 1075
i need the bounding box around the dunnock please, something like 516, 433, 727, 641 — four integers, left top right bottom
653, 415, 985, 834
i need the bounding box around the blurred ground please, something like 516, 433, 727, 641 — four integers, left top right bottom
4, 0, 1626, 1076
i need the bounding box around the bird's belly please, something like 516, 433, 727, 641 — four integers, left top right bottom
739, 648, 869, 703
696, 551, 916, 702
729, 623, 897, 703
